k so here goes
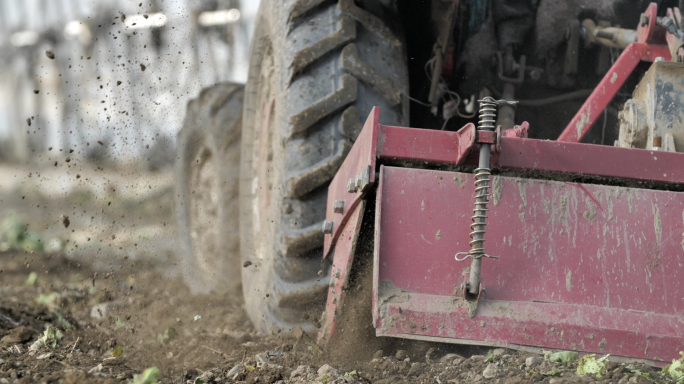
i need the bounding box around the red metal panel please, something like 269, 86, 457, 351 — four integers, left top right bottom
318, 201, 365, 342
377, 123, 475, 165
378, 297, 684, 363
323, 108, 379, 258
557, 42, 671, 143
374, 166, 684, 361
499, 136, 684, 185
637, 3, 665, 45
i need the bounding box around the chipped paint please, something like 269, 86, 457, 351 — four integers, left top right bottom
492, 176, 503, 206
575, 105, 591, 139
610, 71, 618, 84
559, 195, 568, 222
583, 197, 598, 221
435, 229, 441, 240
607, 194, 614, 221
453, 174, 465, 189
517, 179, 528, 208
566, 270, 573, 292
681, 209, 684, 252
654, 205, 662, 242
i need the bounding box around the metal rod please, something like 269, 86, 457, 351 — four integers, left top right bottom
469, 143, 490, 295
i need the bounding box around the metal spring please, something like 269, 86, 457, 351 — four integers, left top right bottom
468, 167, 491, 256
455, 96, 501, 262
477, 97, 497, 131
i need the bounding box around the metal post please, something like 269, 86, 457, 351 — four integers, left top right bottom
468, 143, 490, 295
456, 96, 517, 298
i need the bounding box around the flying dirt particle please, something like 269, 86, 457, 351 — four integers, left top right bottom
48, 147, 52, 151
121, 14, 126, 23
143, 14, 149, 19
117, 81, 122, 86
566, 270, 572, 292
243, 261, 252, 268
34, 90, 39, 94
26, 118, 31, 127
65, 157, 71, 163
139, 2, 142, 6
45, 50, 55, 59
76, 174, 81, 179
98, 141, 104, 145
140, 64, 146, 71
291, 326, 304, 339
61, 215, 70, 228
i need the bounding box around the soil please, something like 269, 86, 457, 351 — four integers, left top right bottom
0, 166, 675, 383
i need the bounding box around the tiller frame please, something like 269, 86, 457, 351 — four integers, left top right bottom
319, 3, 684, 364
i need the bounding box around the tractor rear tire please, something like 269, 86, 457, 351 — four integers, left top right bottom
240, 0, 408, 334
176, 83, 244, 294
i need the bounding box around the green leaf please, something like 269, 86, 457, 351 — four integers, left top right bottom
541, 370, 562, 377
115, 317, 130, 330
193, 379, 204, 384
156, 327, 177, 344
548, 351, 579, 365
26, 272, 38, 285
320, 374, 329, 382
36, 292, 58, 309
39, 325, 63, 349
484, 352, 494, 363
576, 354, 609, 377
245, 365, 255, 371
663, 352, 684, 381
112, 346, 123, 358
130, 367, 160, 384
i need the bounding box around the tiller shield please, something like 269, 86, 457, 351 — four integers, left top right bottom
319, 3, 684, 364
320, 109, 684, 364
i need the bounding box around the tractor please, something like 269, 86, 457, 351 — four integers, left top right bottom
176, 0, 684, 363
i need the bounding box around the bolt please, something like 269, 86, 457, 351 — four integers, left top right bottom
529, 68, 542, 81
355, 174, 363, 190
333, 199, 345, 214
640, 14, 649, 27
655, 56, 665, 62
347, 178, 357, 193
322, 220, 334, 234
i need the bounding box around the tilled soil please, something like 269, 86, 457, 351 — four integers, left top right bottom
0, 251, 673, 384
0, 167, 677, 384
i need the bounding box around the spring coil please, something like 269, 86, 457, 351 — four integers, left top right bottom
477, 97, 497, 131
455, 96, 502, 262
467, 167, 491, 256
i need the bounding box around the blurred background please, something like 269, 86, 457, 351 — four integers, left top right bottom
0, 0, 257, 166
0, 0, 258, 268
